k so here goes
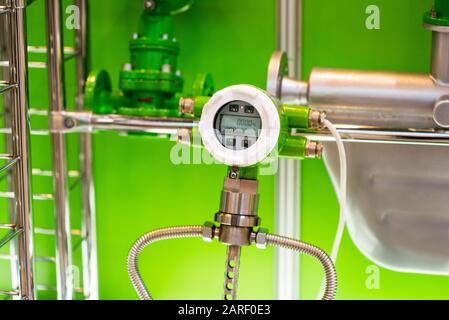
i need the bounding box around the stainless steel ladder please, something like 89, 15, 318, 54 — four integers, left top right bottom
0, 0, 36, 300
0, 0, 97, 300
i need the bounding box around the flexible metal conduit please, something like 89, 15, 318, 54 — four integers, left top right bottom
127, 226, 337, 300
127, 226, 204, 300
265, 234, 337, 300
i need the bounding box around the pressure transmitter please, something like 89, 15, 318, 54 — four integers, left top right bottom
199, 85, 285, 167
128, 84, 336, 301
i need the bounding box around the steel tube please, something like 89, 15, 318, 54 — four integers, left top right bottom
1, 2, 20, 296
425, 23, 449, 84
297, 129, 449, 146
55, 110, 449, 145
9, 0, 35, 300
274, 0, 301, 301
74, 0, 98, 301
431, 31, 449, 84
281, 77, 308, 104
308, 68, 449, 129
90, 114, 196, 132
0, 82, 17, 94
53, 111, 197, 134
45, 0, 73, 300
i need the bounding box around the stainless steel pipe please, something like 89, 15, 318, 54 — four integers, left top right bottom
307, 68, 448, 129
52, 111, 197, 135
298, 129, 449, 146
90, 114, 196, 133
425, 23, 449, 85
74, 0, 99, 301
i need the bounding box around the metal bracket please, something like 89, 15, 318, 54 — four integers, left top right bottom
50, 110, 197, 134
50, 111, 93, 133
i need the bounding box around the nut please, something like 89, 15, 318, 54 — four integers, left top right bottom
305, 141, 323, 159
308, 110, 326, 129
202, 222, 216, 243
228, 167, 240, 179
179, 97, 195, 115
255, 228, 269, 249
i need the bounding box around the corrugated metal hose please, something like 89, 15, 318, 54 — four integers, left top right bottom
127, 226, 337, 300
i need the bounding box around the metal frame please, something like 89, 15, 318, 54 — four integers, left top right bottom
0, 0, 35, 300
0, 0, 97, 300
44, 0, 98, 300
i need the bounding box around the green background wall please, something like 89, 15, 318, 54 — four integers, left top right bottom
1, 0, 448, 300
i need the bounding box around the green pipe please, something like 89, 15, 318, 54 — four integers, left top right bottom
424, 0, 449, 26
279, 136, 307, 159
283, 104, 310, 129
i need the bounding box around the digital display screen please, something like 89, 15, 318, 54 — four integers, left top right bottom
214, 101, 262, 151
219, 115, 261, 136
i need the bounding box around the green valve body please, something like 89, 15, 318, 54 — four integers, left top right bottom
119, 7, 183, 117
84, 0, 214, 119
424, 0, 449, 26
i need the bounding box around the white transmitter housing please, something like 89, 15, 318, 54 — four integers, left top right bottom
199, 85, 283, 167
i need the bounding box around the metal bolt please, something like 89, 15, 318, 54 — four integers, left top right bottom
144, 0, 155, 10
64, 117, 75, 129
229, 167, 240, 179
161, 33, 169, 40
132, 33, 138, 40
202, 222, 216, 243
254, 228, 269, 249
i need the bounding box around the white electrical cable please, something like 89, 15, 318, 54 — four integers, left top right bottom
316, 118, 347, 299
324, 119, 347, 262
